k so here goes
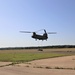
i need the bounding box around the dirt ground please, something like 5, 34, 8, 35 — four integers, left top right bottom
0, 55, 75, 75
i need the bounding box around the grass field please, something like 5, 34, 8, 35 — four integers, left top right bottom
0, 48, 75, 62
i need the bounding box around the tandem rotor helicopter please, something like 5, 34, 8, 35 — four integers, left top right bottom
20, 29, 57, 41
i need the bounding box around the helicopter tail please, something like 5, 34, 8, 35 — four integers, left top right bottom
44, 29, 46, 33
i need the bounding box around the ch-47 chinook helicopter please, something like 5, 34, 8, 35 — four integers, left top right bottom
20, 29, 56, 41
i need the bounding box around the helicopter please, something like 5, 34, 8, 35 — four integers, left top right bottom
20, 29, 56, 41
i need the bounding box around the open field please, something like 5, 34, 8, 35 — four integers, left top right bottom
0, 48, 75, 75
0, 48, 75, 62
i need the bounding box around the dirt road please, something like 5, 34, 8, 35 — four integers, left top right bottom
0, 56, 75, 75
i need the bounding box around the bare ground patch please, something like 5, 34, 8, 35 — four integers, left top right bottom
0, 55, 75, 75
0, 48, 75, 75
16, 55, 75, 70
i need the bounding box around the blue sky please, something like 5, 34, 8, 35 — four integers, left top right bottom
0, 0, 75, 47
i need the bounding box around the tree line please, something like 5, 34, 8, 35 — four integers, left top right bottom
0, 45, 75, 50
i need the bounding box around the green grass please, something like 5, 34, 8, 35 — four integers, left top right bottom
0, 52, 66, 62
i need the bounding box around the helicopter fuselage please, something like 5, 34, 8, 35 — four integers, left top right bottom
32, 32, 48, 40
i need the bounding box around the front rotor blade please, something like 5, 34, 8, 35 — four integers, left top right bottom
20, 31, 32, 33
47, 32, 57, 34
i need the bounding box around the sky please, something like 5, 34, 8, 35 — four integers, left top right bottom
0, 0, 75, 48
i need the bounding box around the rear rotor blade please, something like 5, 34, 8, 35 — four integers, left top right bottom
47, 32, 57, 34
35, 29, 45, 33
